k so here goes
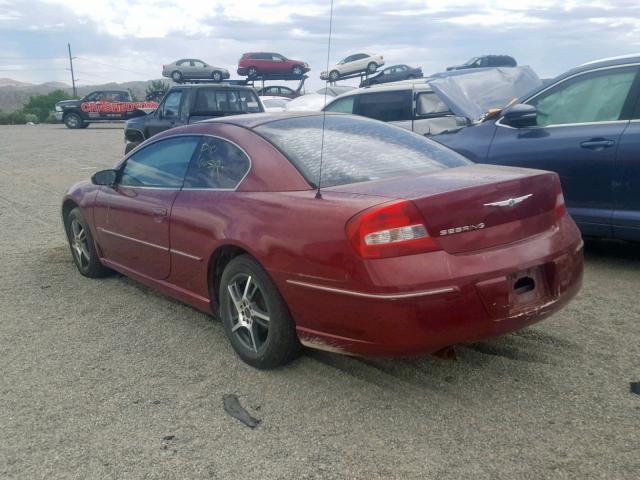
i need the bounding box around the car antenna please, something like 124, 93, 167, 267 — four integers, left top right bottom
316, 0, 334, 200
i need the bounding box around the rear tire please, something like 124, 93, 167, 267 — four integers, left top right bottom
219, 255, 300, 369
64, 112, 84, 129
367, 62, 378, 73
247, 67, 258, 78
212, 71, 223, 82
292, 65, 303, 76
64, 208, 110, 278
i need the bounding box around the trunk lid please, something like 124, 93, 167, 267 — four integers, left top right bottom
327, 164, 560, 254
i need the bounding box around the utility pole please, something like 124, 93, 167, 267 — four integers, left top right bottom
67, 43, 77, 97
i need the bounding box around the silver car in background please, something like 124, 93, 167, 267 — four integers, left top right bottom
162, 59, 230, 83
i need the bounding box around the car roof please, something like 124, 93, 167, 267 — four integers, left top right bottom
168, 83, 255, 91
576, 53, 640, 70
518, 54, 640, 102
198, 111, 337, 129
336, 80, 433, 96
90, 89, 129, 93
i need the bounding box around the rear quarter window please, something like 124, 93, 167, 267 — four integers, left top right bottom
356, 91, 412, 122
193, 89, 262, 114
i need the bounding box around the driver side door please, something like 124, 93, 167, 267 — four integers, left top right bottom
93, 136, 200, 279
145, 89, 186, 138
486, 65, 639, 237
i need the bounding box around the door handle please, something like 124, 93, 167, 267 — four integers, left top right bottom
151, 207, 167, 217
580, 138, 615, 150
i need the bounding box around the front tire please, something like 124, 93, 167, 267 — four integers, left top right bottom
64, 112, 84, 129
329, 70, 340, 82
171, 70, 183, 83
64, 208, 110, 278
247, 67, 258, 78
367, 62, 378, 73
219, 255, 300, 369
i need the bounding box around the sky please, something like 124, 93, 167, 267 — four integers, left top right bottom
1, 0, 640, 90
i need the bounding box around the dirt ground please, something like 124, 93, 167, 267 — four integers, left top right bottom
0, 124, 638, 480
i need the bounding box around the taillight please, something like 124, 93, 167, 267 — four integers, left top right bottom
346, 201, 440, 259
554, 176, 567, 221
555, 192, 566, 221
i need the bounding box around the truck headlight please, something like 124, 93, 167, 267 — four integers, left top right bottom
55, 105, 62, 112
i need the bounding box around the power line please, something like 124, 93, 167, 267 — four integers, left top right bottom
75, 57, 151, 77
0, 68, 67, 71
0, 56, 63, 60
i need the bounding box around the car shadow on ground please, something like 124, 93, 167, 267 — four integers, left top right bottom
583, 237, 640, 262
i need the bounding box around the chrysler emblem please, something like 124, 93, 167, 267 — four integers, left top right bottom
484, 194, 533, 208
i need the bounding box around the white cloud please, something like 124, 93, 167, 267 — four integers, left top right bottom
41, 0, 327, 37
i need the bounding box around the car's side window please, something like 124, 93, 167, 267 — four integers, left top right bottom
528, 68, 637, 127
324, 96, 355, 114
120, 137, 200, 188
183, 136, 251, 190
162, 90, 183, 117
356, 91, 412, 122
416, 92, 451, 116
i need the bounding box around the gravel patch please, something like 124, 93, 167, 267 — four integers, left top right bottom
0, 124, 638, 479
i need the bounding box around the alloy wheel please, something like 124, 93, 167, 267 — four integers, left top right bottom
226, 274, 270, 353
70, 219, 90, 269
65, 114, 79, 128
292, 66, 303, 76
213, 71, 222, 81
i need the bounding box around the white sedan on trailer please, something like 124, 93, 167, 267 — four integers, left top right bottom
320, 53, 385, 81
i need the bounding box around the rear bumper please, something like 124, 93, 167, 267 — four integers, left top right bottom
278, 218, 584, 356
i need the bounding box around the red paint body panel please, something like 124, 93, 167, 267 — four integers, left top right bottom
62, 116, 584, 358
238, 53, 309, 76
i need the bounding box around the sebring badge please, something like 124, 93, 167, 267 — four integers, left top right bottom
484, 193, 533, 208
440, 223, 485, 236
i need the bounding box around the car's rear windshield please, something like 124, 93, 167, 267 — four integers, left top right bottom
254, 114, 470, 188
192, 89, 262, 115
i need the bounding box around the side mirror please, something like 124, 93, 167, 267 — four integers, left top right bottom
91, 169, 117, 186
501, 104, 537, 128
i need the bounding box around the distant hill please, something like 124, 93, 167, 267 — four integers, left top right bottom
0, 78, 169, 112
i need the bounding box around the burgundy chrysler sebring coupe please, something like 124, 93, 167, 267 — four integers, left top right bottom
62, 112, 583, 368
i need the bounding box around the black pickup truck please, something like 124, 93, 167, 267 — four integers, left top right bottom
55, 90, 159, 129
123, 84, 264, 154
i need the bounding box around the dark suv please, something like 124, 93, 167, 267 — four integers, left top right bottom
124, 84, 263, 153
447, 55, 517, 71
